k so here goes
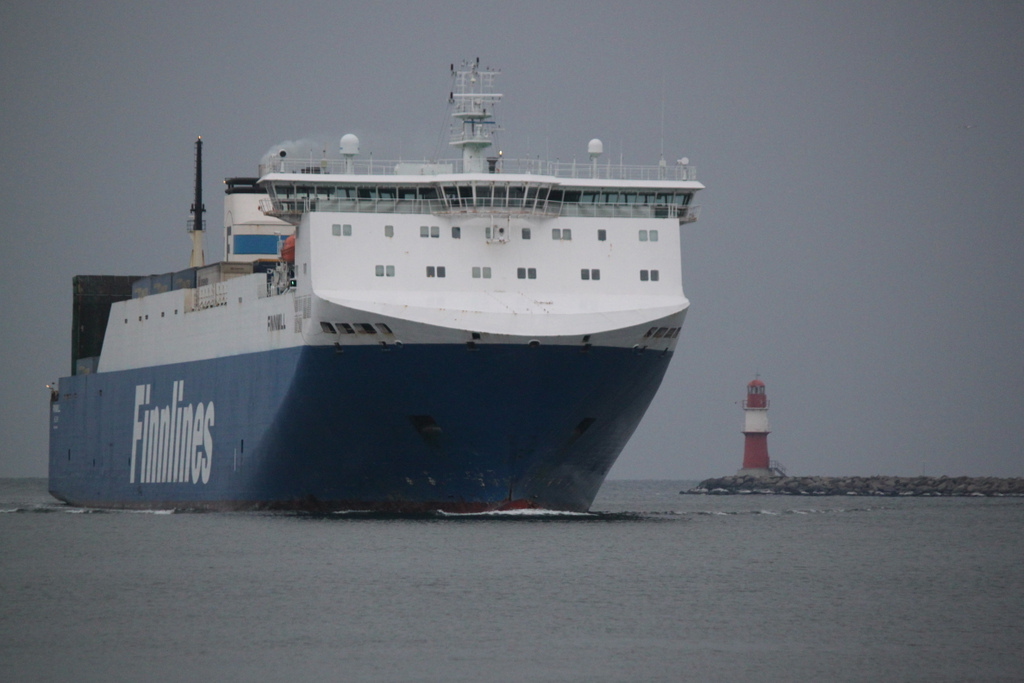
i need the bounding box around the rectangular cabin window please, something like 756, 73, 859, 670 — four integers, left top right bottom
386, 265, 395, 277
375, 265, 385, 277
343, 224, 352, 236
420, 226, 429, 238
650, 269, 659, 281
552, 228, 561, 240
650, 230, 659, 242
485, 227, 492, 239
452, 226, 461, 239
522, 227, 531, 239
639, 230, 648, 242
430, 226, 440, 238
376, 323, 393, 334
437, 266, 446, 278
359, 323, 377, 334
320, 322, 337, 334
640, 270, 649, 281
581, 269, 590, 281
332, 224, 341, 236
339, 323, 355, 334
592, 269, 600, 280
517, 267, 526, 279
426, 266, 435, 278
562, 229, 572, 240
598, 229, 606, 241
472, 267, 481, 278
483, 267, 491, 278
528, 268, 536, 279
385, 225, 394, 237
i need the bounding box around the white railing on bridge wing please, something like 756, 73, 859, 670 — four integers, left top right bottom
259, 157, 697, 182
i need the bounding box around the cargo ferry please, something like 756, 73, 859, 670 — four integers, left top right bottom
48, 61, 704, 511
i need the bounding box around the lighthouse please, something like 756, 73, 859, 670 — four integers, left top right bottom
738, 377, 772, 476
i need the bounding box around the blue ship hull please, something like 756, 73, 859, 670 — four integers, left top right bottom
49, 343, 673, 512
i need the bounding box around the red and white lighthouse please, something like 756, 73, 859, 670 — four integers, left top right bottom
738, 377, 772, 476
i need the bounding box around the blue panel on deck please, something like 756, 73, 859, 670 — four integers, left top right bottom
234, 235, 283, 255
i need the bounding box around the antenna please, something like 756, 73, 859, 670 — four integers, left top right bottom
188, 136, 206, 268
659, 78, 666, 178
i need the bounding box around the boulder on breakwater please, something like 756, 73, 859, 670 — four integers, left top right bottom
684, 475, 1024, 497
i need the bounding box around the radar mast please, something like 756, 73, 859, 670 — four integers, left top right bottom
449, 59, 502, 173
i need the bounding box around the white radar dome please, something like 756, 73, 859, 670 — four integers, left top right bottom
339, 134, 360, 155
587, 138, 603, 157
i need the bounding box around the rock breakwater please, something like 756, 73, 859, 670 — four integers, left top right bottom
685, 475, 1024, 497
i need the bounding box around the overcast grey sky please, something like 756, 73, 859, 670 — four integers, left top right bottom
1, 1, 1021, 479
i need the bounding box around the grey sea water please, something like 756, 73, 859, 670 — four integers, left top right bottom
1, 478, 1021, 682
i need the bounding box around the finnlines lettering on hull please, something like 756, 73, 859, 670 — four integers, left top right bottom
131, 382, 214, 485
48, 60, 706, 511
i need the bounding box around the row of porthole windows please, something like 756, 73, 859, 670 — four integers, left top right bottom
335, 224, 656, 242
376, 265, 660, 281
644, 326, 681, 339
320, 321, 394, 335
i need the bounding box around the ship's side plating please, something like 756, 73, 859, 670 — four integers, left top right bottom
49, 61, 703, 511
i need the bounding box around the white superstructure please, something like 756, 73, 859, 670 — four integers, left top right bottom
99, 59, 702, 373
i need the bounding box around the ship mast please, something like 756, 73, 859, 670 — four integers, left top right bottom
449, 59, 502, 173
188, 136, 206, 267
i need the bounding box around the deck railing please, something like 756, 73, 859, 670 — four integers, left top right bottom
259, 157, 697, 182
